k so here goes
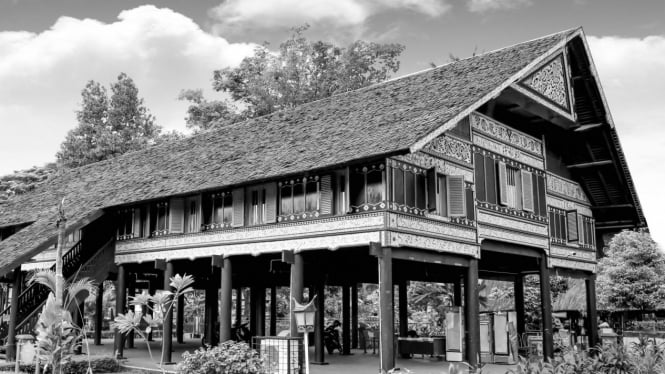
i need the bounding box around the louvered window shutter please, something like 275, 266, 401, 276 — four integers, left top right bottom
264, 183, 278, 223
133, 207, 142, 238
497, 161, 508, 205
566, 210, 578, 242
537, 175, 547, 217
447, 175, 466, 217
426, 168, 437, 212
232, 188, 245, 227
169, 198, 185, 234
474, 153, 486, 202
319, 175, 333, 215
521, 170, 534, 212
465, 187, 475, 220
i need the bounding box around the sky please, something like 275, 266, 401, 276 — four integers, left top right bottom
0, 0, 663, 245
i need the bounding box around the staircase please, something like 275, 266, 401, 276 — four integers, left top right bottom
0, 213, 116, 346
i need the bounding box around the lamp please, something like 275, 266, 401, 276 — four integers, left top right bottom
292, 296, 317, 374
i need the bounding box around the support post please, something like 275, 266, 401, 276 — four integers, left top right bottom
342, 285, 351, 355
220, 257, 233, 342
539, 254, 554, 359
586, 275, 599, 347
313, 282, 327, 364
126, 274, 135, 349
258, 287, 266, 336
453, 278, 462, 307
162, 261, 174, 364
75, 301, 84, 354
465, 259, 480, 369
250, 286, 257, 337
6, 267, 21, 361
290, 253, 304, 337
147, 284, 155, 341
352, 284, 359, 349
95, 282, 104, 345
269, 285, 277, 336
398, 280, 408, 337
378, 246, 394, 373
114, 264, 126, 359
514, 275, 526, 338
235, 287, 242, 327
205, 279, 218, 346
176, 295, 184, 344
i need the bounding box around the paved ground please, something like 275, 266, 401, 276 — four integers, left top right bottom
86, 338, 515, 374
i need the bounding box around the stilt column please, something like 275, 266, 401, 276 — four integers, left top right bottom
6, 267, 21, 361
114, 264, 126, 358
514, 274, 526, 337
162, 261, 174, 364
290, 253, 304, 337
176, 295, 185, 344
453, 278, 462, 307
342, 285, 351, 355
269, 285, 277, 336
352, 284, 359, 349
313, 282, 326, 364
539, 254, 554, 359
378, 246, 394, 372
586, 275, 599, 347
220, 257, 233, 342
126, 274, 135, 348
464, 259, 480, 368
95, 282, 104, 345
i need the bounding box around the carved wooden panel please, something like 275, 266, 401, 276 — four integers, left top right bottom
470, 113, 543, 156
546, 173, 590, 204
423, 134, 472, 165
520, 55, 570, 110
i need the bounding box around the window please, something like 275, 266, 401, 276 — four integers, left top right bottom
151, 201, 169, 236
203, 191, 233, 230
118, 208, 142, 240
549, 207, 595, 248
279, 177, 323, 220
475, 152, 546, 217
335, 171, 347, 215
247, 185, 271, 225
548, 207, 566, 244
350, 164, 386, 213
578, 214, 595, 248
426, 170, 467, 218
390, 162, 427, 214
185, 197, 199, 233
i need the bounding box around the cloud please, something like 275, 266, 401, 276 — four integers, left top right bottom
467, 0, 531, 12
0, 5, 256, 174
587, 35, 665, 247
210, 0, 450, 31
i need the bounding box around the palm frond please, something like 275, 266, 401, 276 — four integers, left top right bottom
64, 277, 96, 310
170, 273, 195, 294
29, 269, 57, 294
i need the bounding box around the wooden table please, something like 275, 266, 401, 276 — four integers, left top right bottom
397, 337, 446, 358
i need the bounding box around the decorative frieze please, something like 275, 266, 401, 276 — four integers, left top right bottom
478, 225, 549, 249
477, 211, 548, 236
550, 257, 596, 273
521, 55, 569, 110
116, 231, 384, 264
477, 202, 548, 223
387, 231, 480, 258
116, 213, 386, 253
389, 213, 477, 242
395, 153, 473, 183
550, 245, 596, 262
546, 173, 590, 204
473, 135, 544, 170
470, 113, 543, 156
424, 135, 472, 164
546, 195, 592, 217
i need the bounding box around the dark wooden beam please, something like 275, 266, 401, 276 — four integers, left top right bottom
592, 204, 634, 209
390, 248, 470, 267
481, 240, 542, 258
379, 247, 395, 372
573, 123, 603, 132
568, 160, 613, 169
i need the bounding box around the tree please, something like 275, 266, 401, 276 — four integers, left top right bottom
182, 25, 405, 132
57, 73, 162, 168
597, 230, 665, 311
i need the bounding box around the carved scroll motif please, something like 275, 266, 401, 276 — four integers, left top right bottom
522, 56, 569, 109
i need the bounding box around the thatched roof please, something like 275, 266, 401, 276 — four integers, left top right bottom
0, 29, 580, 276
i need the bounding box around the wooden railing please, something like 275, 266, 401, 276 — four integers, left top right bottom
0, 214, 116, 343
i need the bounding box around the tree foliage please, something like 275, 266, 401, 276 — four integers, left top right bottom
181, 25, 405, 132
597, 230, 665, 310
56, 73, 162, 168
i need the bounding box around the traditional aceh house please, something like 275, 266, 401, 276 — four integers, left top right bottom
0, 28, 646, 370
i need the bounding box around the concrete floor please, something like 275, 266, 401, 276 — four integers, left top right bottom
85, 338, 515, 374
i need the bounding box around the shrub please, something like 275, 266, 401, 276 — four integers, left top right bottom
176, 341, 266, 374
0, 355, 119, 374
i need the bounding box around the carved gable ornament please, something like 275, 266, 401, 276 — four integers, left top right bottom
520, 54, 570, 110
